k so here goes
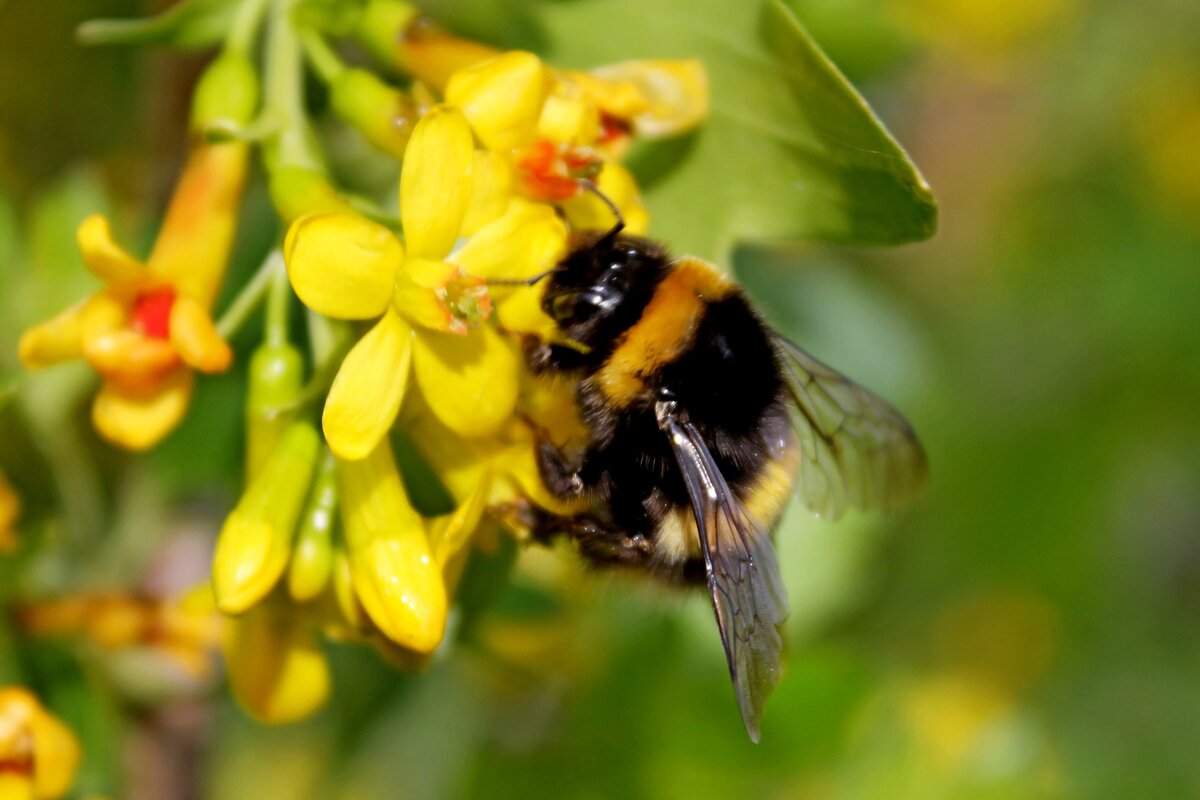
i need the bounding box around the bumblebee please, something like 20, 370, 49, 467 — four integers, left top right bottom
519, 206, 927, 742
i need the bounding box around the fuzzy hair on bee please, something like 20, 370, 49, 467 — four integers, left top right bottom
517, 198, 928, 742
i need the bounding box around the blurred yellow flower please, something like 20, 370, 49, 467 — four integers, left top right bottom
0, 472, 19, 554
888, 0, 1078, 61
224, 601, 331, 724
0, 687, 81, 800
18, 591, 222, 683
18, 140, 246, 450
285, 105, 567, 458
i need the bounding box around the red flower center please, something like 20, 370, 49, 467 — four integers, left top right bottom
516, 140, 603, 201
131, 286, 177, 340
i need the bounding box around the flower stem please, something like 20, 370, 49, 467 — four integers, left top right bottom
227, 0, 271, 55
215, 251, 279, 339
265, 0, 320, 170
264, 251, 292, 346
299, 29, 344, 83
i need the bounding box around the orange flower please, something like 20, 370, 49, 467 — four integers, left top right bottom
18, 140, 247, 450
0, 687, 80, 800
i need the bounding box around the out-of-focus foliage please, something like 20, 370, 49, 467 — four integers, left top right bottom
2, 0, 1200, 799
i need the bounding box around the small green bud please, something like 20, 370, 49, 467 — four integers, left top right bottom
192, 52, 259, 128
331, 69, 417, 158
246, 341, 305, 479
288, 451, 338, 602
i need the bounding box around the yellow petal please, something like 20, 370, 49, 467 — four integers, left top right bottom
224, 604, 330, 724
92, 368, 193, 451
430, 471, 491, 567
17, 301, 89, 369
462, 151, 516, 235
149, 142, 248, 307
411, 324, 519, 438
0, 473, 19, 554
337, 442, 446, 652
399, 105, 474, 259
393, 273, 462, 334
213, 423, 320, 614
332, 545, 371, 632
83, 330, 179, 385
284, 212, 402, 319
170, 295, 232, 373
0, 687, 81, 800
451, 200, 567, 280
323, 310, 412, 460
537, 79, 601, 145
494, 285, 557, 339
445, 51, 550, 152
402, 257, 461, 290
0, 775, 33, 800
76, 214, 146, 285
580, 59, 709, 138
562, 161, 648, 235
27, 706, 82, 800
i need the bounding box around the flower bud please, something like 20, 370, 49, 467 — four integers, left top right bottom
192, 51, 260, 129
288, 451, 338, 602
330, 68, 418, 158
224, 604, 330, 723
245, 341, 305, 479
268, 165, 350, 223
337, 441, 446, 652
213, 422, 320, 614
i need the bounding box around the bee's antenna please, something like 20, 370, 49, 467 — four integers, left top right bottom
577, 178, 625, 241
485, 268, 559, 287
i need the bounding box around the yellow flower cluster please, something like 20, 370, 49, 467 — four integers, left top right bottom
0, 687, 80, 800
13, 10, 705, 724
206, 48, 705, 722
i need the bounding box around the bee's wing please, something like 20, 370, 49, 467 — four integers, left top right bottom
774, 336, 928, 519
659, 411, 788, 743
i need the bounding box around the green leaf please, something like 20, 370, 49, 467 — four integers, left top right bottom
76, 0, 239, 49
423, 0, 936, 259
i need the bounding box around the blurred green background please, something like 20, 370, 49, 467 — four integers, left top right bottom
2, 0, 1200, 798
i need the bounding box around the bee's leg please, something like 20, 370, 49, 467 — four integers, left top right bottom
536, 439, 601, 499
534, 512, 655, 569
523, 336, 590, 375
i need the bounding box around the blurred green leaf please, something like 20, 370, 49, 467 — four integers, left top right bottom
425, 0, 936, 259
77, 0, 239, 49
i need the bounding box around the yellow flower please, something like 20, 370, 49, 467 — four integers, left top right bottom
224, 601, 330, 724
336, 439, 446, 652
0, 472, 19, 554
285, 105, 568, 459
18, 139, 246, 450
212, 422, 321, 614
18, 590, 222, 683
443, 52, 645, 231
406, 372, 588, 519
0, 687, 81, 800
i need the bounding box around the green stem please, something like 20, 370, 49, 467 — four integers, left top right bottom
265, 0, 320, 169
227, 0, 271, 55
215, 252, 278, 339
299, 29, 345, 83
264, 251, 291, 346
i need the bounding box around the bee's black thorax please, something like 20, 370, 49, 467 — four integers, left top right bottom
532, 241, 794, 575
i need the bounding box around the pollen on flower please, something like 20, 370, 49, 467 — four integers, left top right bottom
516, 139, 603, 201
130, 286, 178, 340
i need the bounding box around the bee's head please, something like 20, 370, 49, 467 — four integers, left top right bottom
542, 230, 669, 349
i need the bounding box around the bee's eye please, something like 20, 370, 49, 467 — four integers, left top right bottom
549, 286, 620, 323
